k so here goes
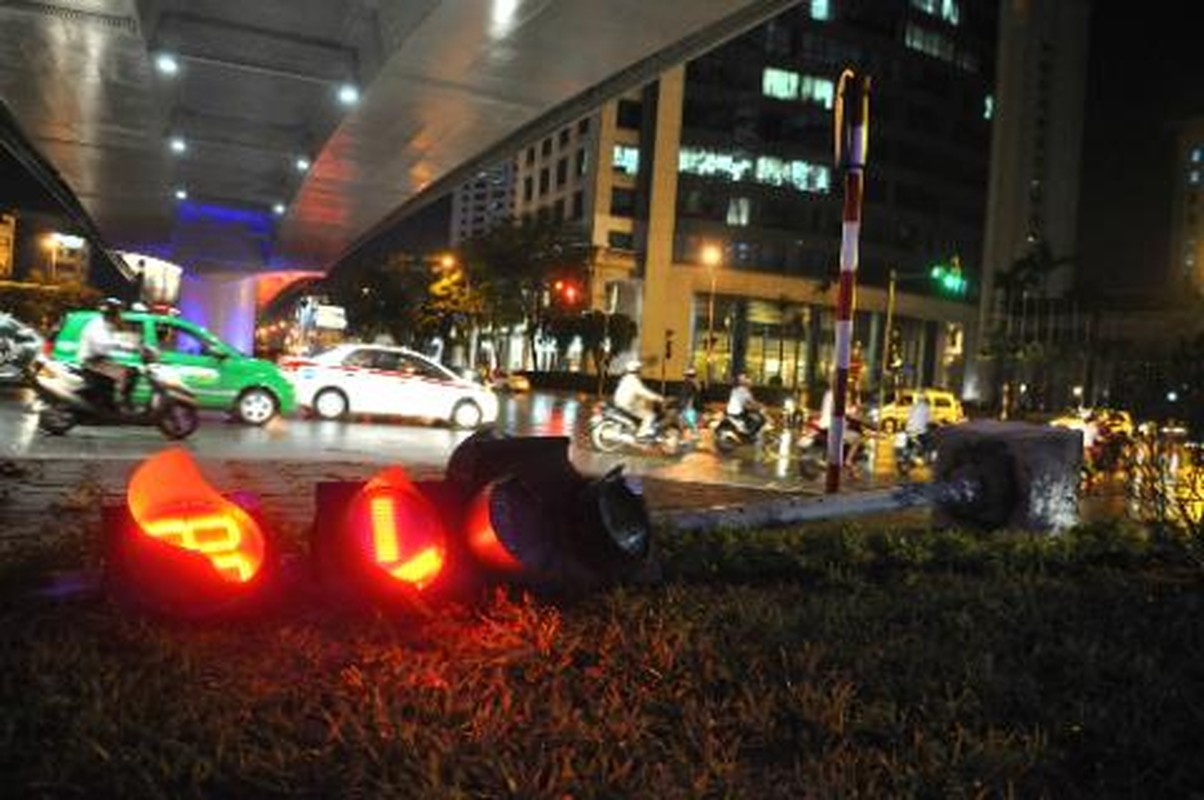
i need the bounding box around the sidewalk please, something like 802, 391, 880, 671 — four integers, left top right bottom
0, 457, 799, 550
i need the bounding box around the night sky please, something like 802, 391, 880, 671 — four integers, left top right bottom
1077, 2, 1204, 298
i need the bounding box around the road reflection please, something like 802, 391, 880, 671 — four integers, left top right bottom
0, 388, 902, 493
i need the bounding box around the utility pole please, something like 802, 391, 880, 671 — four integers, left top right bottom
826, 69, 871, 494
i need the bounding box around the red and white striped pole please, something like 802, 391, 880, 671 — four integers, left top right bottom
826, 69, 871, 494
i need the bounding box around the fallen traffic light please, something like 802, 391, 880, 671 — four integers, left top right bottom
311, 466, 450, 614
104, 448, 277, 619
445, 430, 658, 595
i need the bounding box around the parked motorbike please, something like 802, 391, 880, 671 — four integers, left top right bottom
32, 348, 200, 440
588, 398, 683, 455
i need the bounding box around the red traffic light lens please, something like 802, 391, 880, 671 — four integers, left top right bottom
345, 467, 447, 591
126, 448, 266, 584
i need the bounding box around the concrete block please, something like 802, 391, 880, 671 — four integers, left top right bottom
934, 421, 1081, 532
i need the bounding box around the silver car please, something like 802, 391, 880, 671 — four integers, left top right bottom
0, 312, 43, 385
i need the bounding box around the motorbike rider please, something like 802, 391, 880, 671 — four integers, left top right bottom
77, 298, 135, 411
905, 391, 932, 451
614, 359, 663, 438
726, 373, 764, 437
677, 366, 700, 435
818, 387, 869, 470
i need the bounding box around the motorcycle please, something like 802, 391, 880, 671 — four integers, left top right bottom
588, 398, 683, 455
32, 348, 200, 440
893, 429, 935, 478
712, 409, 767, 455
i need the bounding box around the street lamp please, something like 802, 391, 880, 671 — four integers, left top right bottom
700, 243, 723, 387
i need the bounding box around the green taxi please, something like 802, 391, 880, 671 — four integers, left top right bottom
51, 310, 295, 425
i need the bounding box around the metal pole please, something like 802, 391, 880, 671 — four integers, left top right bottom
706, 268, 716, 389
826, 69, 871, 494
876, 267, 896, 433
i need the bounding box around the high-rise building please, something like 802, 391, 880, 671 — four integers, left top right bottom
0, 212, 15, 279
518, 0, 999, 398
450, 161, 517, 246
969, 0, 1090, 403
1170, 119, 1204, 291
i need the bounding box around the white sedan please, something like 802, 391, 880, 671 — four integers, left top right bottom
282, 344, 499, 429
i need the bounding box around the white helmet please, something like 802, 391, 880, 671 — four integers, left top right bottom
624, 359, 642, 374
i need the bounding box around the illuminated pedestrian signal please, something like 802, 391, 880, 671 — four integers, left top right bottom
321, 466, 449, 606
106, 448, 275, 618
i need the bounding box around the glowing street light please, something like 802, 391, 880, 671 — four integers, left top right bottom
337, 83, 360, 106
295, 157, 311, 172
154, 52, 180, 76
174, 188, 188, 201
272, 203, 286, 216
168, 136, 187, 154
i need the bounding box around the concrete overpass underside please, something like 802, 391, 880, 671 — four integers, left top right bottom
0, 0, 796, 275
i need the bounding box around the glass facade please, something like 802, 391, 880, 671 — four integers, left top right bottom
664, 1, 995, 389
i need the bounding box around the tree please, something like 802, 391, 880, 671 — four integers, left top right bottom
326, 253, 429, 345
981, 242, 1075, 411
460, 217, 595, 370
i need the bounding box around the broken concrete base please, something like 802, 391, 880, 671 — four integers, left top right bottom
934, 421, 1081, 533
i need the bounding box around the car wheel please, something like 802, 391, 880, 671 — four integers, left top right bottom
236, 388, 278, 426
314, 388, 349, 421
451, 399, 483, 429
157, 402, 199, 440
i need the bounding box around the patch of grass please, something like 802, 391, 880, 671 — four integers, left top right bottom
0, 520, 1201, 797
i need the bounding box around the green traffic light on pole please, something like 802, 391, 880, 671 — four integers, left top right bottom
928, 258, 967, 296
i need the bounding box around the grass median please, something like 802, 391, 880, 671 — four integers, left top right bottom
0, 518, 1201, 798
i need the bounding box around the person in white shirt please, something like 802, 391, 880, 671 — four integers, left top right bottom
726, 374, 764, 435
614, 359, 663, 438
78, 299, 133, 410
906, 392, 932, 438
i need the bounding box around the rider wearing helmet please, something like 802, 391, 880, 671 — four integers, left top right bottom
614, 358, 663, 438
77, 298, 134, 410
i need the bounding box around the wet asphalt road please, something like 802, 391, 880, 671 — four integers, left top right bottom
0, 387, 896, 491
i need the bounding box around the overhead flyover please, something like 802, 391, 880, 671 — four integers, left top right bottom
0, 0, 798, 275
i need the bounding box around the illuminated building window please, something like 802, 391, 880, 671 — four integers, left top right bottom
613, 145, 640, 175
905, 23, 954, 61
984, 94, 994, 120
910, 0, 960, 25
726, 197, 751, 226
679, 147, 830, 194
799, 75, 834, 109
809, 0, 830, 21
763, 67, 799, 100
1190, 170, 1201, 186
762, 69, 833, 109
1192, 147, 1203, 163
679, 148, 755, 182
